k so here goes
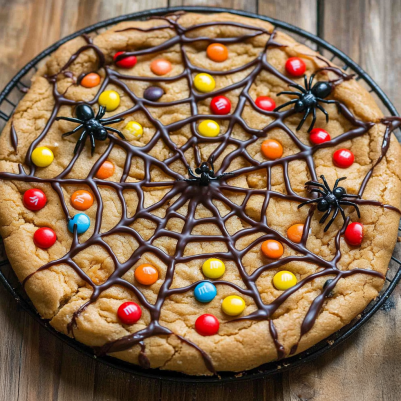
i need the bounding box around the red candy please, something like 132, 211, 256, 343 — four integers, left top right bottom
33, 227, 57, 249
23, 188, 47, 211
255, 96, 276, 111
113, 51, 137, 69
117, 302, 142, 325
210, 96, 231, 115
344, 222, 363, 246
195, 314, 219, 336
285, 57, 306, 77
309, 128, 331, 145
333, 148, 354, 168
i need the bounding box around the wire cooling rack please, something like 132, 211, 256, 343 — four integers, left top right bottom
0, 6, 400, 383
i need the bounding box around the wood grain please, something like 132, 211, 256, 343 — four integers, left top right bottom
0, 1, 400, 400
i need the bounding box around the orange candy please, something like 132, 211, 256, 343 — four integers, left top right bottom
134, 264, 159, 285
80, 73, 101, 88
261, 139, 283, 160
287, 224, 304, 243
261, 240, 284, 259
150, 59, 172, 76
96, 161, 115, 179
206, 43, 228, 62
70, 190, 94, 211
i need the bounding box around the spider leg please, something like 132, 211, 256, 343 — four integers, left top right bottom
296, 107, 311, 131
188, 168, 198, 179
309, 188, 326, 196
319, 175, 331, 191
307, 107, 317, 132
305, 181, 327, 192
74, 131, 87, 154
304, 75, 308, 90
316, 98, 338, 105
339, 201, 360, 218
338, 205, 346, 222
96, 106, 106, 119
89, 133, 96, 156
62, 124, 83, 137
343, 194, 361, 199
316, 103, 329, 123
182, 178, 199, 183
324, 207, 339, 232
289, 83, 306, 93
333, 176, 346, 189
277, 91, 302, 97
106, 126, 126, 140
298, 198, 320, 209
319, 206, 332, 224
274, 98, 298, 112
309, 74, 315, 90
216, 172, 235, 179
55, 116, 83, 124
102, 118, 123, 125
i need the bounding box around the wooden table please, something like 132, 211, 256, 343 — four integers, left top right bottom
1, 1, 400, 400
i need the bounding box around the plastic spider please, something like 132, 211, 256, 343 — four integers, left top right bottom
55, 104, 125, 155
274, 74, 337, 132
298, 175, 360, 232
182, 157, 234, 186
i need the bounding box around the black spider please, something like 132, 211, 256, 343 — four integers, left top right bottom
274, 74, 337, 132
55, 104, 125, 156
298, 175, 360, 232
182, 157, 234, 186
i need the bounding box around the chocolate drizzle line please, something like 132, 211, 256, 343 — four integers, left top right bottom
10, 123, 18, 152
0, 12, 398, 373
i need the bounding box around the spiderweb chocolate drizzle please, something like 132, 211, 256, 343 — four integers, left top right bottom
0, 12, 398, 373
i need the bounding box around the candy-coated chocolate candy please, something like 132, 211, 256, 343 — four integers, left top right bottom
310, 128, 331, 145
31, 146, 54, 167
124, 121, 143, 139
117, 302, 142, 325
261, 139, 283, 159
195, 314, 219, 336
34, 227, 56, 249
285, 57, 306, 77
80, 72, 101, 88
98, 90, 120, 112
23, 188, 47, 211
202, 258, 225, 279
194, 281, 217, 303
194, 73, 215, 93
96, 161, 115, 179
287, 224, 304, 243
198, 120, 220, 137
68, 213, 91, 235
150, 59, 172, 76
143, 86, 164, 101
221, 295, 246, 316
273, 271, 297, 290
206, 43, 228, 62
333, 148, 354, 168
344, 222, 363, 246
70, 190, 94, 211
255, 96, 276, 111
135, 264, 159, 285
210, 95, 231, 115
113, 51, 137, 69
261, 240, 283, 259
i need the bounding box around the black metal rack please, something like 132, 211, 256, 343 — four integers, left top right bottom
0, 6, 400, 383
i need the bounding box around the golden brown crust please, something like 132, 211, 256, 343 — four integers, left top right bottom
0, 12, 400, 375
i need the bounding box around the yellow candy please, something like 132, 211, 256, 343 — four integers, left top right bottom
221, 295, 246, 316
98, 90, 120, 111
202, 258, 225, 279
31, 146, 54, 167
273, 271, 297, 291
198, 120, 220, 137
124, 121, 143, 139
194, 73, 215, 92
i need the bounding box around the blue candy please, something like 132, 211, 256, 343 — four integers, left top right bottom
68, 213, 90, 234
194, 281, 217, 303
